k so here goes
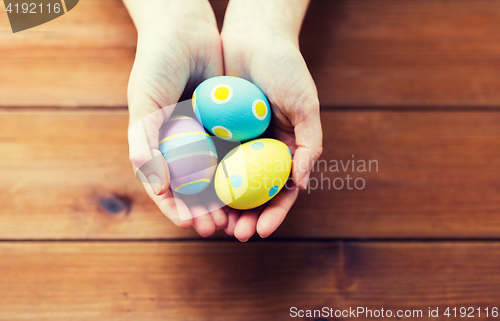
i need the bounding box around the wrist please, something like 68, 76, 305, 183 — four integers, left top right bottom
124, 0, 217, 35
221, 0, 309, 44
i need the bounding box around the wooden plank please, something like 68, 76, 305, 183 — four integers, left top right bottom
0, 110, 191, 239
301, 0, 500, 107
2, 0, 500, 107
289, 110, 500, 238
0, 0, 134, 107
1, 110, 500, 239
0, 0, 227, 107
0, 241, 499, 320
0, 49, 134, 107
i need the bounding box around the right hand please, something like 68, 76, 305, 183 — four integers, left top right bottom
219, 0, 323, 241
125, 0, 226, 236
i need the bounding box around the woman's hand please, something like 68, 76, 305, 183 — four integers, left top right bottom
220, 0, 323, 241
124, 0, 227, 236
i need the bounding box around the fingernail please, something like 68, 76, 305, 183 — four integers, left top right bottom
147, 174, 163, 195
299, 173, 310, 190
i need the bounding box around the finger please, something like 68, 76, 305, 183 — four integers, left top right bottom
129, 108, 173, 196
132, 153, 170, 196
291, 98, 323, 190
182, 196, 216, 237
201, 185, 228, 230
142, 180, 193, 230
233, 207, 263, 242
210, 208, 228, 230
257, 184, 299, 238
224, 207, 241, 236
192, 213, 216, 237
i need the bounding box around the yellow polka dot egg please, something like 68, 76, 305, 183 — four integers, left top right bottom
193, 76, 271, 142
214, 138, 292, 210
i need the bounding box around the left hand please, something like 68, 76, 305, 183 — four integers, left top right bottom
124, 0, 227, 237
220, 0, 323, 241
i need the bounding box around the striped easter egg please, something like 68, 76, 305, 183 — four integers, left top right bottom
158, 116, 218, 195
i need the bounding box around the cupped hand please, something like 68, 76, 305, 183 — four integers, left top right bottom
221, 5, 323, 241
125, 0, 227, 236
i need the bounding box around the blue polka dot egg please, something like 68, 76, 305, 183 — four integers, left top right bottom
214, 138, 292, 210
192, 76, 271, 142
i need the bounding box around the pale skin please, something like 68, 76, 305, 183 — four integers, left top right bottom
124, 0, 323, 241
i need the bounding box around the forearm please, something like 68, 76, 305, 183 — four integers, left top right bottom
222, 0, 310, 42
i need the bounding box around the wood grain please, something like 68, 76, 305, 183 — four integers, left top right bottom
1, 1, 496, 319
301, 0, 500, 107
2, 110, 500, 239
0, 0, 135, 107
0, 0, 228, 107
2, 0, 500, 107
0, 241, 498, 320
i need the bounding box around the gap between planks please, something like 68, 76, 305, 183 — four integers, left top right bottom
4, 106, 500, 112
2, 239, 500, 243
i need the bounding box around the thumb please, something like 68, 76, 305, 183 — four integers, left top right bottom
128, 108, 173, 195
290, 96, 323, 190
127, 33, 188, 195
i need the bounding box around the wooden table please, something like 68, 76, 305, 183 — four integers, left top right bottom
1, 1, 500, 320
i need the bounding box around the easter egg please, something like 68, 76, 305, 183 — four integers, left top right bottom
214, 138, 292, 210
193, 76, 271, 142
158, 116, 218, 195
